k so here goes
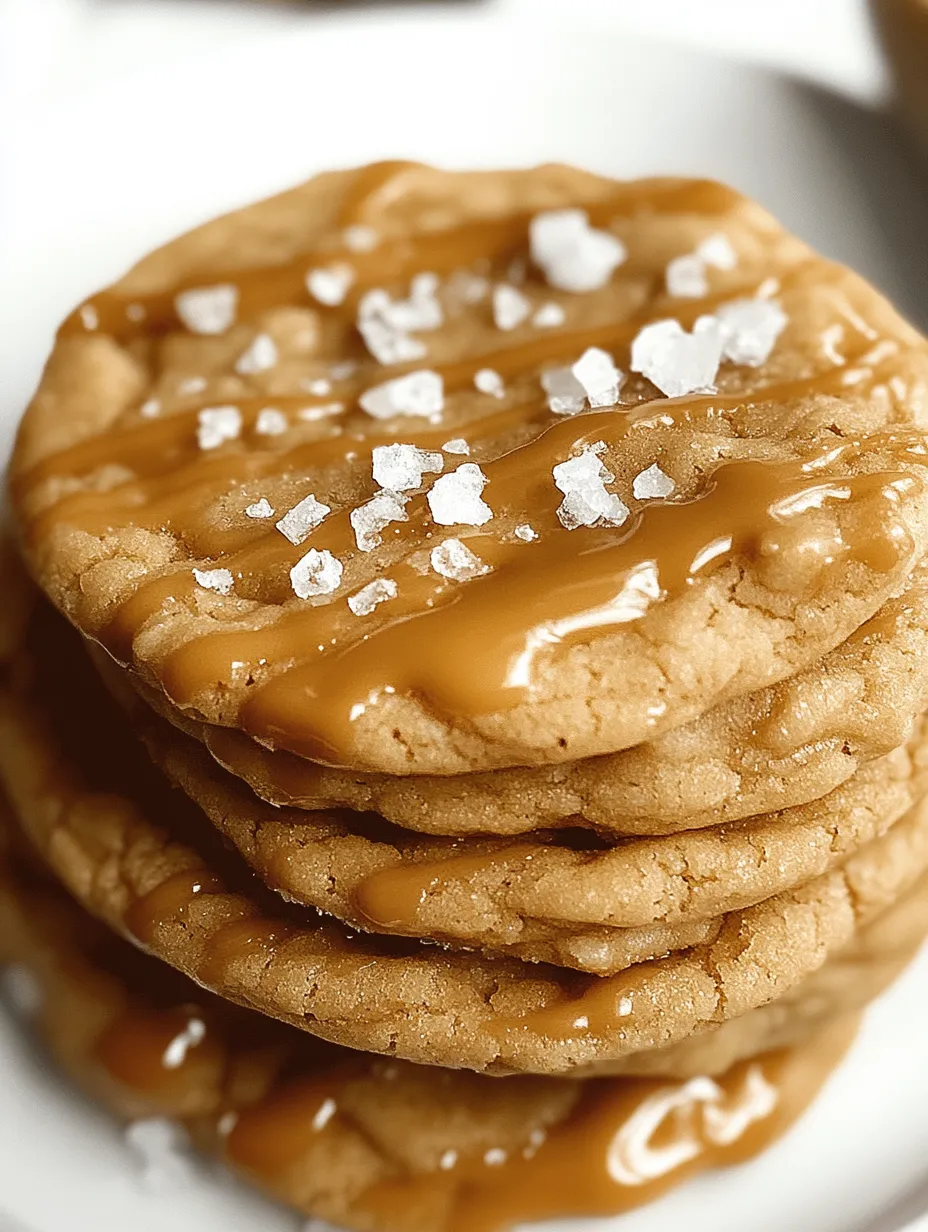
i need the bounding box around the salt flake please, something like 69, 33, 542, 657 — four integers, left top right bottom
553, 448, 629, 530
372, 443, 443, 492
427, 463, 492, 527
430, 538, 488, 580
514, 523, 537, 542
290, 549, 343, 599
245, 497, 275, 519
235, 333, 278, 375
530, 209, 626, 293
474, 368, 505, 399
716, 298, 788, 367
343, 224, 379, 252
350, 490, 410, 551
192, 567, 234, 595
348, 577, 398, 616
442, 437, 471, 455
360, 370, 444, 420
306, 264, 355, 307
533, 302, 566, 328
197, 405, 242, 450
633, 463, 676, 500
542, 347, 623, 415
175, 284, 238, 335
255, 407, 288, 436
276, 494, 331, 545
357, 276, 442, 365
630, 317, 724, 397
493, 283, 531, 331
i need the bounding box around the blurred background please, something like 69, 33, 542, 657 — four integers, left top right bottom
2, 3, 928, 1231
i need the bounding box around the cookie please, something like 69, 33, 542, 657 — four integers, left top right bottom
114, 569, 928, 838
136, 686, 928, 973
3, 597, 928, 1074
12, 164, 928, 775
0, 803, 890, 1232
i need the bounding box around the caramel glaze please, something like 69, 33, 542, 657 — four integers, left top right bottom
14, 162, 928, 769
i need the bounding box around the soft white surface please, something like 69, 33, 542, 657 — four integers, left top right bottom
2, 4, 928, 1231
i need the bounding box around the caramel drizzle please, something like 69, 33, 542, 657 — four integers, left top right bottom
89, 972, 857, 1232
18, 161, 928, 766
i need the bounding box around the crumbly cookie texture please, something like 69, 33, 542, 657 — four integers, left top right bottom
3, 598, 928, 1075
117, 570, 928, 837
12, 163, 928, 774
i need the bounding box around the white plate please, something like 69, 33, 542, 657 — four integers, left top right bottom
3, 5, 928, 1230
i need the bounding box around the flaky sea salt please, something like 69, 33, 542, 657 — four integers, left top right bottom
442, 437, 471, 455
492, 283, 532, 331
245, 497, 275, 519
474, 368, 505, 399
542, 347, 623, 415
290, 549, 343, 598
427, 463, 492, 527
633, 463, 676, 500
439, 1150, 459, 1172
716, 298, 788, 366
514, 523, 537, 542
553, 448, 629, 530
301, 376, 333, 396
630, 317, 724, 397
530, 209, 627, 293
666, 233, 738, 299
125, 1118, 195, 1191
343, 224, 379, 252
255, 407, 288, 436
372, 443, 443, 492
484, 1149, 508, 1167
192, 567, 234, 595
348, 577, 398, 616
80, 303, 99, 330
306, 264, 355, 307
178, 376, 207, 396
360, 370, 444, 419
197, 405, 242, 450
175, 284, 238, 335
235, 332, 278, 375
162, 1018, 206, 1070
140, 398, 161, 419
533, 302, 566, 328
357, 275, 443, 365
350, 490, 410, 551
430, 537, 488, 580
276, 494, 331, 545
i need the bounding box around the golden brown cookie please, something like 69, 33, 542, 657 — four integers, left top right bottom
3, 593, 927, 1075
116, 569, 928, 838
12, 164, 928, 775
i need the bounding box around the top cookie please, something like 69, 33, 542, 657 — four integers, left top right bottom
12, 163, 928, 774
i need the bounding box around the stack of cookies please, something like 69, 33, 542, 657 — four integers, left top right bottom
6, 163, 928, 1231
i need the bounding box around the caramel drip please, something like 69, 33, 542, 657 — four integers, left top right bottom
59, 173, 739, 343
163, 448, 917, 763
96, 1004, 220, 1107
354, 843, 539, 932
224, 1016, 857, 1232
124, 869, 224, 946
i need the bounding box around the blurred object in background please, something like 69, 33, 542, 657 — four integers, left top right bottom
872, 0, 928, 149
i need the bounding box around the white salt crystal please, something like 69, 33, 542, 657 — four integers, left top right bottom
630, 317, 724, 397
474, 368, 505, 399
80, 304, 99, 330
343, 224, 379, 252
542, 347, 623, 415
302, 377, 333, 396
553, 448, 629, 530
140, 398, 161, 419
357, 276, 442, 365
715, 298, 788, 366
177, 376, 207, 396
348, 577, 398, 615
255, 407, 288, 436
427, 463, 492, 527
245, 497, 275, 519
372, 443, 443, 492
360, 370, 444, 419
484, 1149, 508, 1167
439, 1150, 459, 1171
533, 302, 566, 328
698, 233, 738, 270
350, 490, 410, 551
197, 405, 242, 450
514, 523, 537, 542
430, 538, 488, 581
235, 333, 278, 375
192, 567, 234, 595
530, 209, 626, 293
442, 437, 471, 455
276, 494, 331, 545
175, 284, 238, 335
633, 462, 676, 500
290, 549, 343, 598
306, 264, 355, 307
493, 283, 532, 331
665, 253, 709, 300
